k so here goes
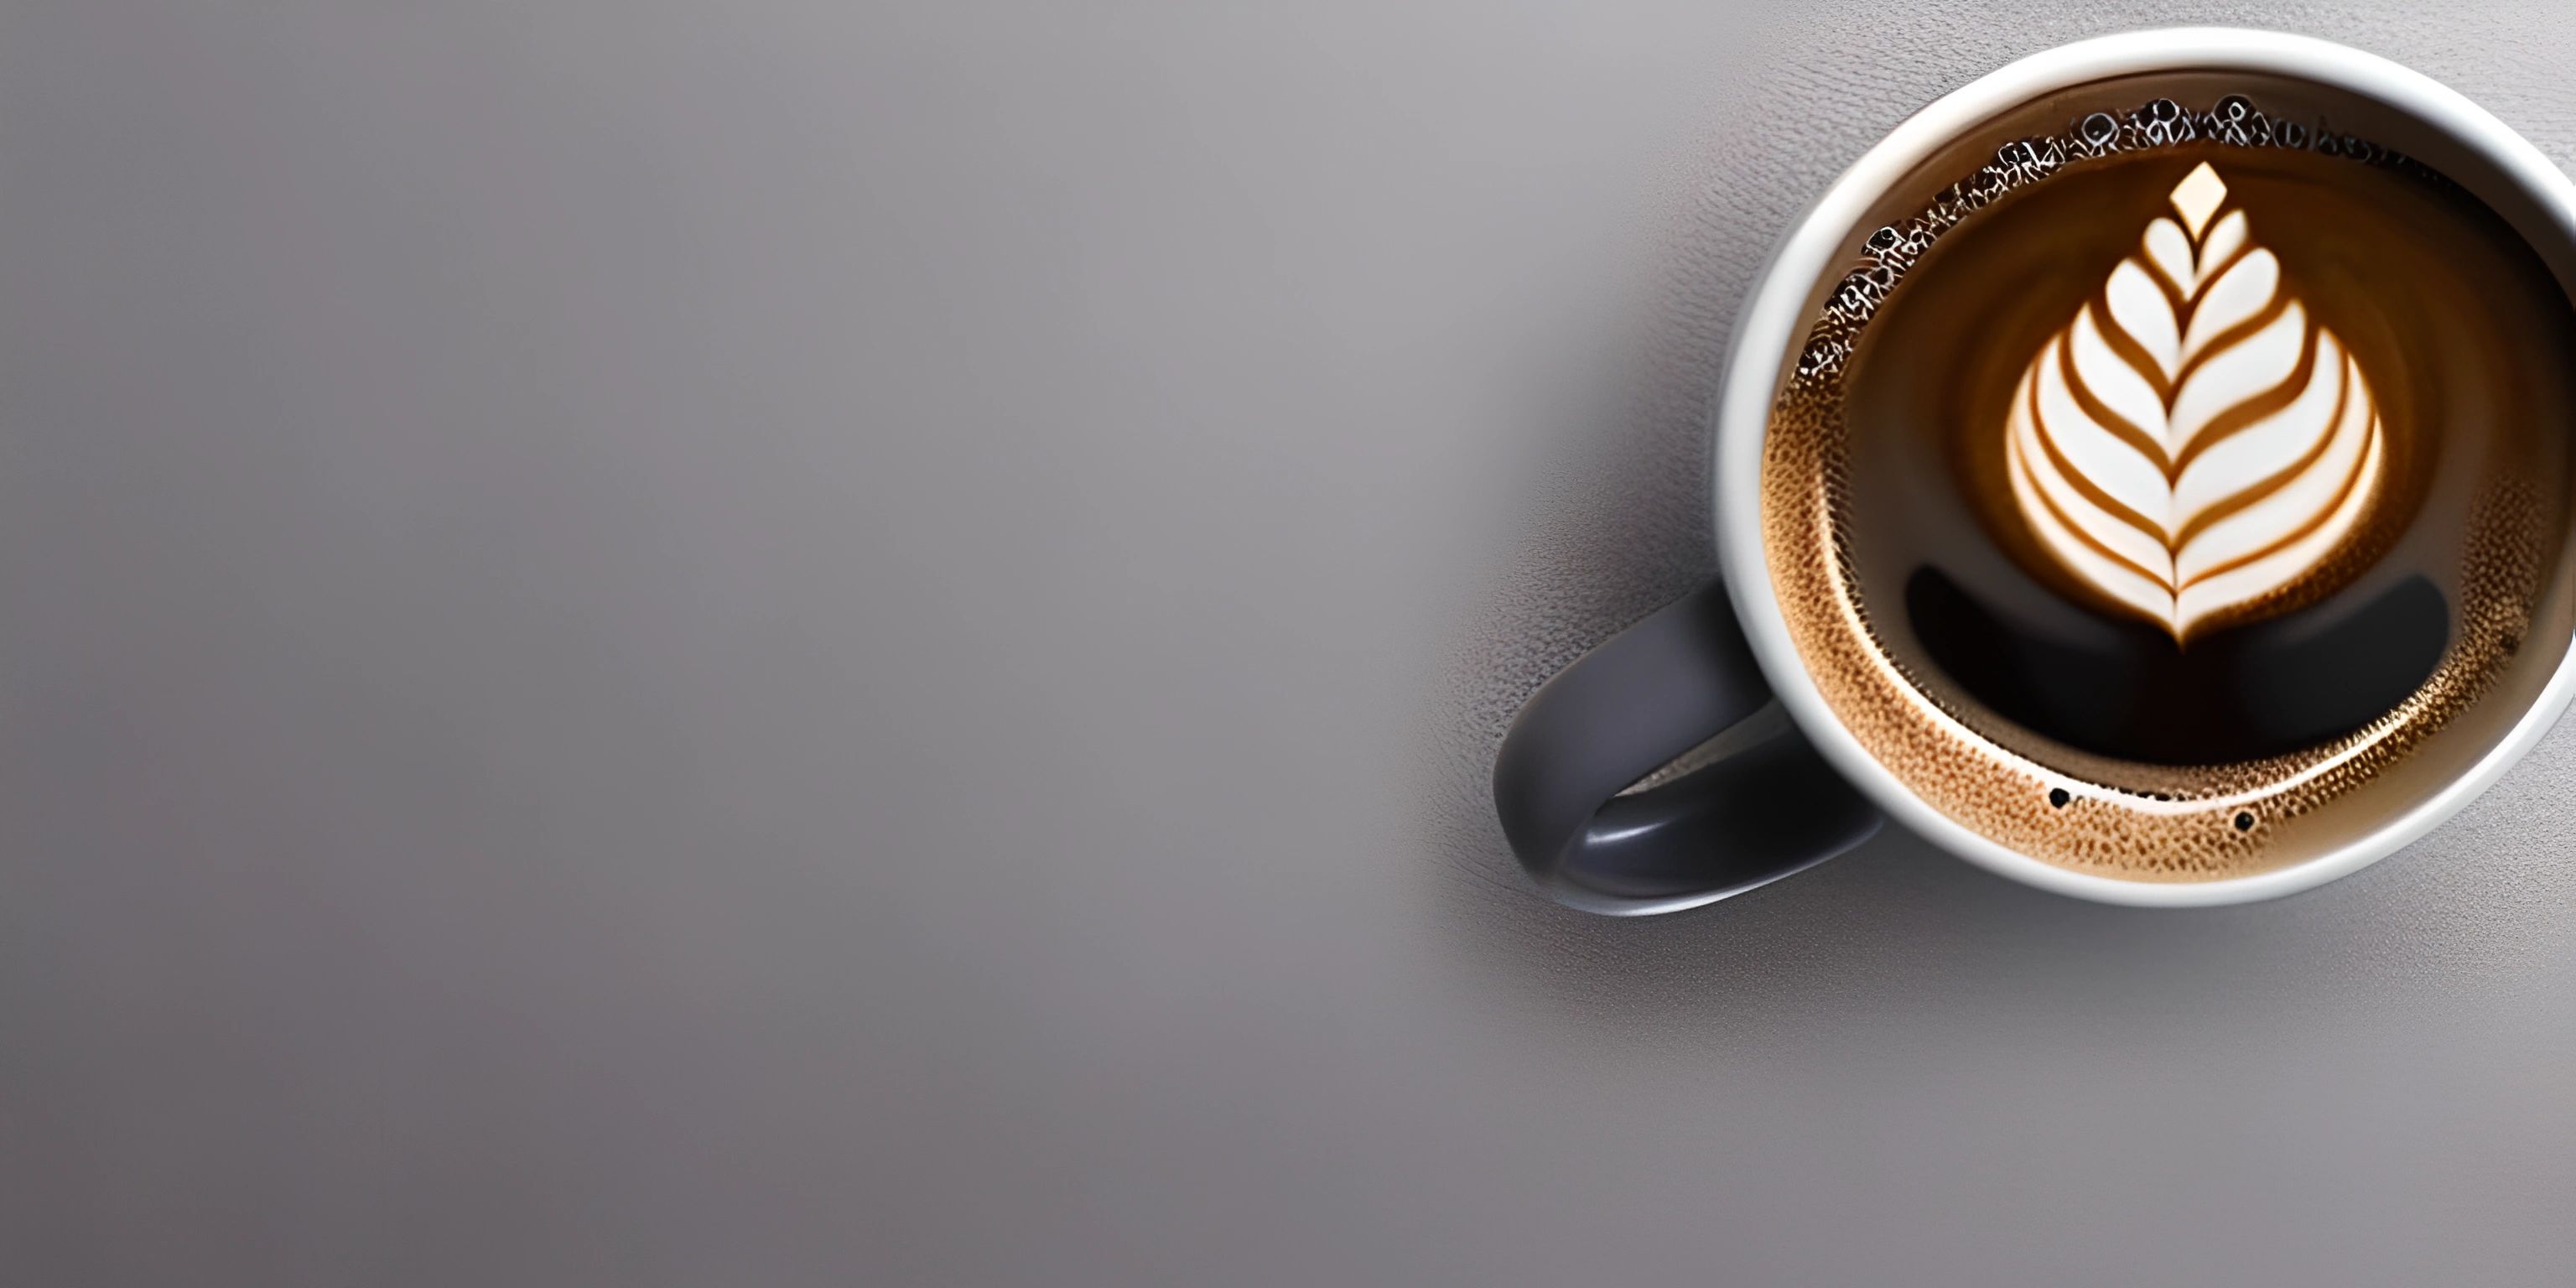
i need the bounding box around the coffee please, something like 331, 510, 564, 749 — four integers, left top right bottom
1761, 89, 2576, 880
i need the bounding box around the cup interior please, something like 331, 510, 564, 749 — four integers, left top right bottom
1713, 32, 2576, 905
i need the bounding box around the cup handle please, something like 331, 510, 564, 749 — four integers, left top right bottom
1493, 583, 1883, 915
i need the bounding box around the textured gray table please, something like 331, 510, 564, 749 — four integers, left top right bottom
8, 3, 2576, 1285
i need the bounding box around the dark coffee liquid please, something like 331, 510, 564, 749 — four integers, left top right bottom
1838, 143, 2576, 766
1759, 87, 2576, 880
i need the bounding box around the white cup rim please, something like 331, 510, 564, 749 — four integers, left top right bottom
1711, 27, 2576, 907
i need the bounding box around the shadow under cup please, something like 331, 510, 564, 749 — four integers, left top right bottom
1758, 70, 2576, 884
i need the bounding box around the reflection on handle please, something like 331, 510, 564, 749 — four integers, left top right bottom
1492, 584, 1882, 916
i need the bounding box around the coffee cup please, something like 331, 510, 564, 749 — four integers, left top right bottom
1496, 29, 2576, 913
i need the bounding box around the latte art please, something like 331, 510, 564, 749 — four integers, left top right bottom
2005, 163, 2386, 641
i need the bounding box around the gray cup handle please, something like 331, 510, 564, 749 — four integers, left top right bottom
1492, 584, 1883, 915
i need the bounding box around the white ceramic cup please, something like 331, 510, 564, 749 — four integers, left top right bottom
1495, 28, 2576, 913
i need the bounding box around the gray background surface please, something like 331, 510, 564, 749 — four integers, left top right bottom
7, 3, 2576, 1284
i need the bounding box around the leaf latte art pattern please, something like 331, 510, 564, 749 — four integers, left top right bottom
2005, 162, 2385, 642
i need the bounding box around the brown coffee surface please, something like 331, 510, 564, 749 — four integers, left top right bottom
1762, 99, 2576, 880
